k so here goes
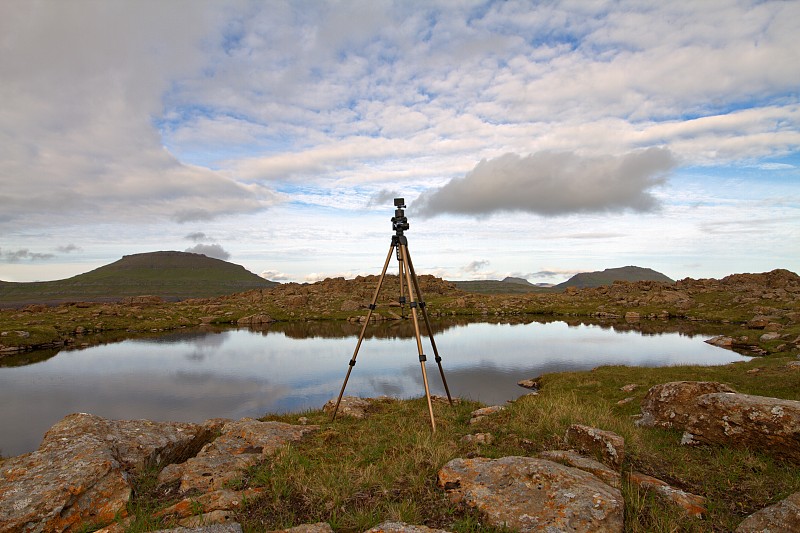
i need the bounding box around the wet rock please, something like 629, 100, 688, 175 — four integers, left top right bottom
323, 396, 373, 419
237, 313, 275, 325
364, 522, 452, 533
438, 456, 623, 532
0, 413, 213, 533
680, 393, 800, 462
538, 450, 621, 489
159, 418, 317, 493
705, 335, 734, 348
735, 491, 800, 532
627, 471, 707, 518
517, 378, 540, 390
636, 381, 737, 429
564, 424, 625, 470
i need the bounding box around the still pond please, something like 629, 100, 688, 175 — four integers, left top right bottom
0, 318, 751, 456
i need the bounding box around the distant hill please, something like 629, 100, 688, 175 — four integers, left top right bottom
451, 277, 549, 294
452, 266, 673, 294
554, 266, 674, 290
501, 276, 533, 286
0, 251, 278, 307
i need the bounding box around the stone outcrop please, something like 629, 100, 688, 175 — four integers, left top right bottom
564, 424, 625, 469
680, 392, 800, 462
438, 456, 624, 532
0, 413, 216, 533
322, 396, 373, 419
157, 418, 318, 493
636, 381, 737, 429
735, 491, 800, 532
0, 414, 316, 533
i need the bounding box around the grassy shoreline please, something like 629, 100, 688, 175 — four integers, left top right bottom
124, 352, 800, 532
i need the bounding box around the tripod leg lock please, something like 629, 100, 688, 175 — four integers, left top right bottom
399, 296, 406, 304
368, 304, 377, 310
419, 301, 426, 309
435, 355, 442, 363
419, 354, 427, 362
349, 359, 356, 367
410, 302, 418, 308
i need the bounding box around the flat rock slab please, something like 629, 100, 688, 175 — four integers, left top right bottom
735, 491, 800, 532
0, 413, 213, 533
627, 471, 707, 518
159, 418, 318, 493
364, 522, 453, 533
268, 523, 334, 533
151, 525, 243, 533
438, 456, 623, 532
538, 450, 621, 489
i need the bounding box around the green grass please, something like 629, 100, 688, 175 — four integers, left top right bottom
112, 363, 794, 533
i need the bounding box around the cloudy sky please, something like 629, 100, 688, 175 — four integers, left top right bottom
1, 0, 798, 285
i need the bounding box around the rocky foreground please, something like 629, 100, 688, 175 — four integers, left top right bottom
1, 383, 799, 532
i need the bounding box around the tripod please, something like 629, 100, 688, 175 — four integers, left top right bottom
330, 198, 453, 431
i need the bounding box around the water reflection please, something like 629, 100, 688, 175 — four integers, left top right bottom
0, 318, 750, 457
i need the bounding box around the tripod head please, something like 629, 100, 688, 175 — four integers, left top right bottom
391, 198, 410, 235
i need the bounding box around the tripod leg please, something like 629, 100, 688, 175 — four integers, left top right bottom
331, 242, 395, 421
399, 242, 437, 432
405, 248, 454, 405
398, 253, 407, 318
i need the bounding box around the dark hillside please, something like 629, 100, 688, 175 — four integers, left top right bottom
554, 266, 674, 290
0, 251, 277, 307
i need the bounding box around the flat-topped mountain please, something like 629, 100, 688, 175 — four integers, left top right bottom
0, 251, 277, 306
554, 266, 674, 290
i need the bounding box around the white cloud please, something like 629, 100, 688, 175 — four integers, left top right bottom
184, 243, 231, 261
415, 148, 677, 217
1, 1, 797, 283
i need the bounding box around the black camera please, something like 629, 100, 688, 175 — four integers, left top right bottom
392, 197, 410, 233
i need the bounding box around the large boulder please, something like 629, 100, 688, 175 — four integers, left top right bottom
636, 381, 737, 429
681, 393, 800, 463
438, 456, 623, 532
0, 413, 214, 533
